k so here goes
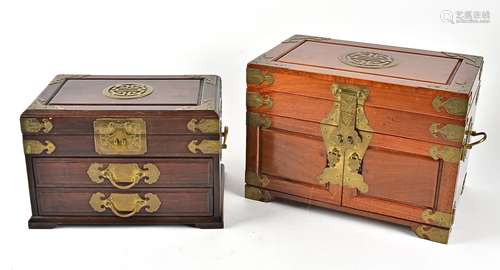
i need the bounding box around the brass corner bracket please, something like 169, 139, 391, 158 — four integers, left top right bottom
247, 68, 274, 86
317, 84, 372, 193
245, 186, 273, 202
414, 225, 450, 244
432, 96, 467, 117
421, 209, 453, 228
245, 171, 270, 187
21, 118, 53, 133
247, 92, 272, 109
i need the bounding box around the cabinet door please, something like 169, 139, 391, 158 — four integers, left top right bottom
341, 132, 459, 227
246, 125, 341, 205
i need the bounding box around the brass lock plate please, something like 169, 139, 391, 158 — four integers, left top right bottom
318, 84, 372, 193
94, 118, 147, 155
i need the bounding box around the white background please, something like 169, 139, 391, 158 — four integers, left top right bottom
1, 0, 499, 269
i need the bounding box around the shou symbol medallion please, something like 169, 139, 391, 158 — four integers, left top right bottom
318, 84, 373, 193
339, 51, 397, 69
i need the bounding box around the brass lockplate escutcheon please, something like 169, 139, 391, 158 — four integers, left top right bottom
87, 163, 160, 190
89, 192, 161, 218
318, 84, 372, 193
103, 83, 153, 99
94, 118, 147, 155
21, 118, 53, 133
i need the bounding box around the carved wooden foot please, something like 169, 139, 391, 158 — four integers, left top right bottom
245, 185, 273, 202
193, 222, 224, 229
413, 224, 450, 244
28, 219, 58, 229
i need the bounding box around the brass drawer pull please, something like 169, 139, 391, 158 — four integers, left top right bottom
89, 192, 161, 218
87, 163, 160, 190
464, 131, 487, 149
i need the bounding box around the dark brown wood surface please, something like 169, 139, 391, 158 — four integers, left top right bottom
20, 116, 220, 135
23, 134, 220, 157
23, 74, 224, 229
34, 158, 213, 187
37, 188, 213, 216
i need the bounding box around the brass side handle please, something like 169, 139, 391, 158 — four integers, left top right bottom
221, 126, 228, 149
464, 131, 487, 149
87, 163, 160, 190
89, 192, 161, 218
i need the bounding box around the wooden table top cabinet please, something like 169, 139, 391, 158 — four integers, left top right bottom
22, 75, 226, 229
245, 35, 487, 244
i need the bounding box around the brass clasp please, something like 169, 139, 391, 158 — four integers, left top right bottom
318, 84, 372, 193
93, 118, 147, 155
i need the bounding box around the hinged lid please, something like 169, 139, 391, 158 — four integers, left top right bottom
250, 35, 482, 94
24, 74, 221, 113
20, 75, 222, 136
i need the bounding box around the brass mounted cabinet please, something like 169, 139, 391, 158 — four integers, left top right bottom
22, 75, 226, 229
245, 35, 486, 244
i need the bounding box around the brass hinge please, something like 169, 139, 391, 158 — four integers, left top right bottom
317, 84, 373, 193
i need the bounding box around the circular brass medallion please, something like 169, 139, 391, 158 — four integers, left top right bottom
339, 51, 397, 69
103, 83, 153, 99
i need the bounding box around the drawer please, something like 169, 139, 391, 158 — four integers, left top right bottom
23, 134, 222, 157
34, 158, 213, 188
37, 188, 213, 217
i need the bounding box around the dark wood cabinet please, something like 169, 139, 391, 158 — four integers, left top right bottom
22, 75, 226, 229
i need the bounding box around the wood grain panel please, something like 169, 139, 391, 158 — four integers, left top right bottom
37, 188, 213, 216
260, 129, 327, 186
34, 158, 213, 187
362, 149, 439, 208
